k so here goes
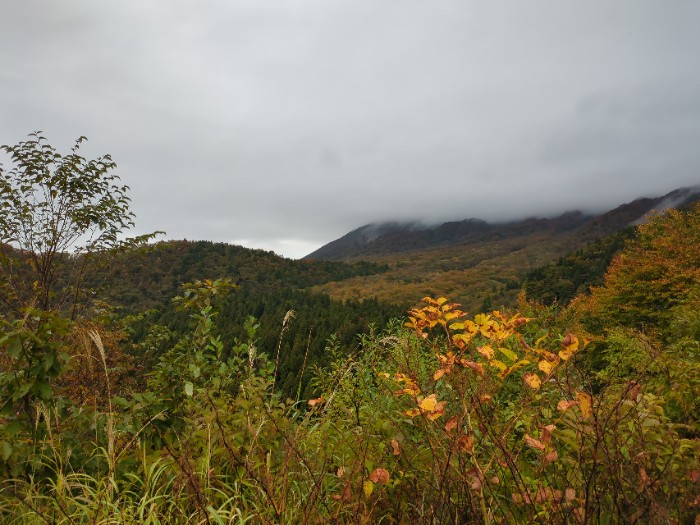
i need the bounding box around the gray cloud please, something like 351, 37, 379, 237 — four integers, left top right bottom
2, 0, 699, 258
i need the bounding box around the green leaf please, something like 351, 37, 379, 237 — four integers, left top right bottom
35, 381, 52, 400
363, 480, 374, 498
1, 442, 12, 461
498, 347, 518, 363
42, 351, 55, 372
184, 382, 194, 397
7, 337, 22, 360
2, 421, 21, 438
12, 382, 32, 401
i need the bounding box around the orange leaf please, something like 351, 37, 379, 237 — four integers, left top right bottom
524, 434, 546, 451
369, 468, 390, 485
565, 488, 576, 503
445, 415, 459, 434
461, 360, 485, 376
545, 449, 558, 463
308, 397, 324, 407
394, 387, 420, 396
468, 470, 482, 490
477, 345, 495, 360
390, 439, 400, 456
541, 424, 555, 444
557, 399, 578, 412
458, 434, 475, 453
562, 332, 579, 351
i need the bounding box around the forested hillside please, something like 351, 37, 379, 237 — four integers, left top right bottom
102, 240, 389, 311
306, 187, 700, 313
522, 228, 636, 306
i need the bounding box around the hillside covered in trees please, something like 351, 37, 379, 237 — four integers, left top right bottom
1, 135, 699, 523
304, 188, 700, 313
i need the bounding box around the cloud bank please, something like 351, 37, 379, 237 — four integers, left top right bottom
2, 1, 699, 258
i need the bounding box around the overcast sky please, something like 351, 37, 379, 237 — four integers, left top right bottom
2, 1, 700, 258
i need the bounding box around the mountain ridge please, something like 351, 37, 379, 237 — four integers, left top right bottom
305, 186, 700, 261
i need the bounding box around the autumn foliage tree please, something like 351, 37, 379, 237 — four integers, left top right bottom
584, 203, 700, 334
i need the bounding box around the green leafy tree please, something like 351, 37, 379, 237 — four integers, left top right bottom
0, 131, 160, 316
0, 132, 159, 473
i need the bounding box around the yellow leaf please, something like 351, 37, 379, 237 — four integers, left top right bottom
427, 403, 446, 420
524, 373, 541, 390
559, 333, 579, 360
419, 394, 438, 412
480, 320, 501, 338
444, 311, 460, 321
501, 359, 530, 378
394, 387, 419, 396
490, 359, 508, 372
576, 392, 592, 419
436, 297, 449, 305
405, 408, 421, 418
474, 313, 491, 325
453, 333, 475, 346
562, 332, 579, 351
558, 348, 575, 361
538, 359, 556, 375
363, 480, 374, 498
462, 320, 479, 335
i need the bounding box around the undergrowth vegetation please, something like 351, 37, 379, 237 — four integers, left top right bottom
1, 273, 698, 523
